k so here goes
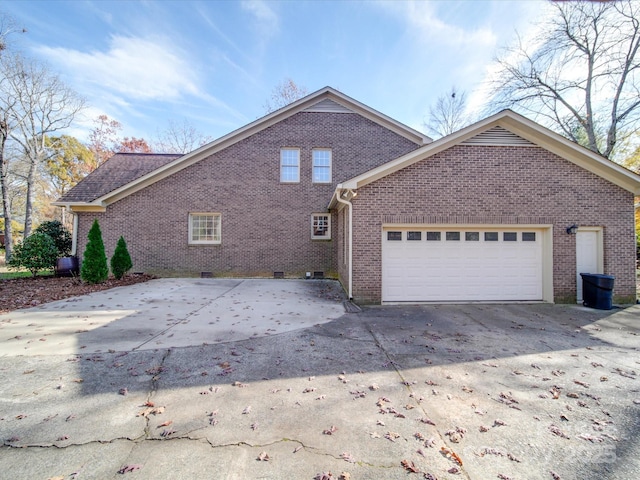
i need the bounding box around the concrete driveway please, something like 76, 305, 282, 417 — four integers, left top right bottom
0, 279, 639, 480
0, 278, 347, 356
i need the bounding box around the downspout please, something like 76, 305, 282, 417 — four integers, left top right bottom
335, 188, 354, 300
70, 209, 78, 256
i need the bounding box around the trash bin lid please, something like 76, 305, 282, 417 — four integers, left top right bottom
580, 273, 615, 289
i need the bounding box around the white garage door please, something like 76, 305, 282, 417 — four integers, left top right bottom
382, 228, 543, 302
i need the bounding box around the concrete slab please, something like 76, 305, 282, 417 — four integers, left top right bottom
1, 283, 639, 479
0, 278, 346, 356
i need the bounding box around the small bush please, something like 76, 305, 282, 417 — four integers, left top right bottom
34, 220, 72, 257
110, 236, 133, 280
8, 232, 58, 277
81, 219, 109, 284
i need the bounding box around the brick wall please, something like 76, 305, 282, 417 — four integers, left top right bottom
75, 112, 420, 277
349, 145, 636, 304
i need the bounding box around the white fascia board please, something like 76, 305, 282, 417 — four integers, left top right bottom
324, 89, 432, 145
342, 109, 640, 195
95, 87, 430, 206
498, 114, 640, 195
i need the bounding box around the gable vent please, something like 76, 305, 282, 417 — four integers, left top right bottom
304, 98, 353, 114
461, 126, 535, 146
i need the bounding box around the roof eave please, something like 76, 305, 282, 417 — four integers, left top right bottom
96, 87, 429, 206
341, 109, 640, 195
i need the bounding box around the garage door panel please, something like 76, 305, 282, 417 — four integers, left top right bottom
382, 228, 544, 302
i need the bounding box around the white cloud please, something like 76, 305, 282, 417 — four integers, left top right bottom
382, 0, 497, 48
35, 35, 200, 101
241, 0, 279, 38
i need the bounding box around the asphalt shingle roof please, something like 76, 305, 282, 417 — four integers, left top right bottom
56, 153, 183, 203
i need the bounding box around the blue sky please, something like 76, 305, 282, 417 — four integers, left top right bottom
3, 0, 549, 143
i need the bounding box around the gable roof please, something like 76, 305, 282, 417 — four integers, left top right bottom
332, 109, 640, 202
54, 87, 431, 209
57, 153, 182, 204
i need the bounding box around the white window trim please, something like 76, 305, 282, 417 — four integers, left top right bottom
312, 148, 332, 184
280, 148, 300, 183
188, 212, 221, 245
311, 213, 331, 240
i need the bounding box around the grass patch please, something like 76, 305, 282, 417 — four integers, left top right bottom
0, 269, 54, 280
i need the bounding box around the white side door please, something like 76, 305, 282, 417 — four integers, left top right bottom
575, 229, 602, 303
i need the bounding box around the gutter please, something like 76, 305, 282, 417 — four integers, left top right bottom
334, 186, 355, 300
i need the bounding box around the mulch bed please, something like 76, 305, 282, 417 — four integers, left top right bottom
0, 274, 155, 314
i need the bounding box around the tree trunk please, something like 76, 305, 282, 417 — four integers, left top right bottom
23, 154, 37, 239
0, 133, 13, 261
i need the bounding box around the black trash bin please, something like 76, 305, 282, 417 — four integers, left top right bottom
580, 273, 615, 310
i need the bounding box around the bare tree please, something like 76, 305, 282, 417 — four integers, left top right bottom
263, 78, 309, 114
154, 118, 212, 154
87, 114, 122, 169
0, 12, 26, 56
2, 53, 84, 238
490, 0, 640, 159
0, 12, 26, 260
425, 87, 470, 138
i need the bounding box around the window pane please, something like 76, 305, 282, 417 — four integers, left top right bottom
312, 150, 331, 183
446, 231, 460, 241
522, 232, 536, 241
190, 214, 220, 243
407, 231, 422, 241
484, 232, 498, 241
313, 215, 329, 237
426, 231, 441, 241
465, 232, 479, 241
387, 231, 402, 241
503, 232, 517, 241
280, 149, 299, 182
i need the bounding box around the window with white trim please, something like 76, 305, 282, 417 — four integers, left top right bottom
312, 214, 331, 240
280, 148, 300, 182
312, 149, 332, 183
189, 213, 221, 244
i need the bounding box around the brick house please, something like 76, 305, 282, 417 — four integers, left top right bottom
55, 87, 640, 304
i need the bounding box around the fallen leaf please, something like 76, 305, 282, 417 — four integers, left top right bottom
257, 451, 270, 461
293, 446, 303, 453
339, 473, 351, 480
549, 424, 570, 439
323, 425, 338, 435
441, 446, 463, 465
242, 406, 252, 414
401, 459, 420, 473
384, 431, 400, 442
118, 464, 142, 474
314, 473, 335, 480
137, 406, 165, 417
550, 471, 561, 480
158, 420, 173, 428
341, 452, 356, 463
